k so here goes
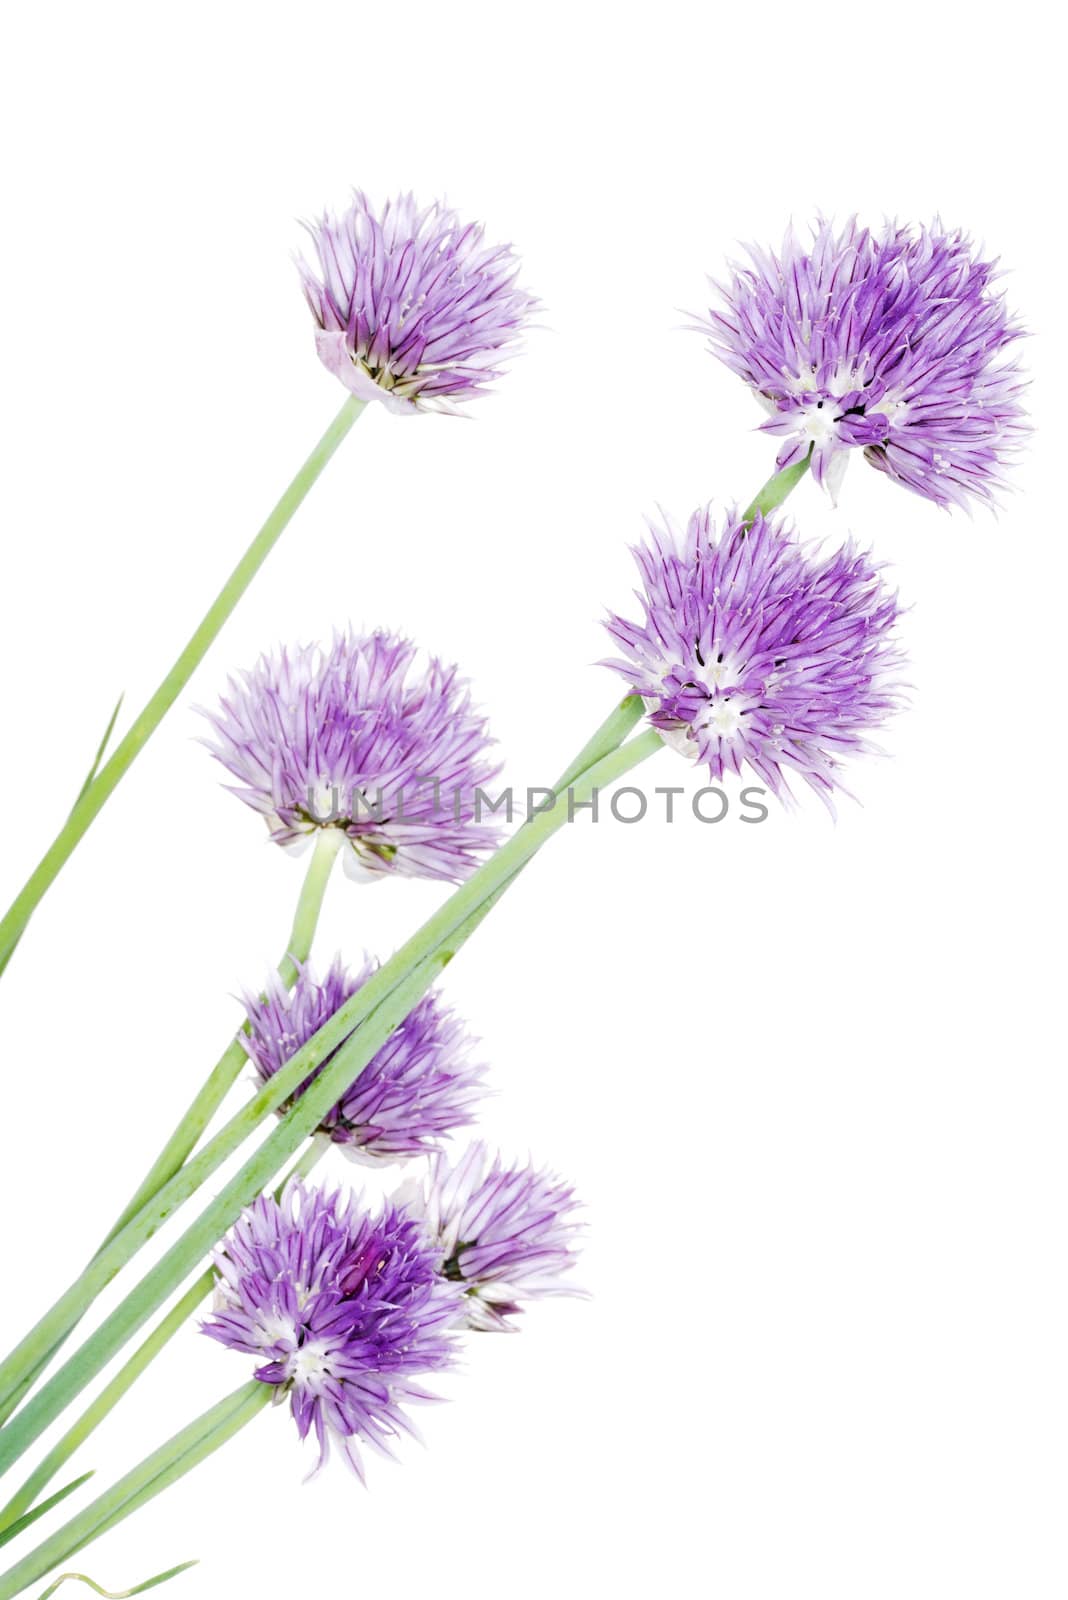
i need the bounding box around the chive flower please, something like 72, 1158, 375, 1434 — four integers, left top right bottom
200, 629, 501, 883
298, 191, 538, 413
399, 1144, 584, 1332
241, 957, 485, 1164
203, 1182, 461, 1478
698, 218, 1027, 508
602, 507, 905, 807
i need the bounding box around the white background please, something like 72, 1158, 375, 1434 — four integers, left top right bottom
0, 4, 1064, 1597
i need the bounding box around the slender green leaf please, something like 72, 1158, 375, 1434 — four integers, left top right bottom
0, 692, 124, 980
71, 696, 125, 811
0, 1477, 94, 1552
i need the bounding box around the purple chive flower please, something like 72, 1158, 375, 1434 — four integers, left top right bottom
698, 218, 1027, 509
200, 629, 502, 883
204, 1181, 461, 1479
298, 191, 539, 413
241, 957, 485, 1165
603, 507, 904, 808
398, 1144, 584, 1332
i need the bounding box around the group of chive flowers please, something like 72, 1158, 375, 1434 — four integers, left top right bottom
215, 958, 582, 1478
0, 188, 1027, 1597
200, 200, 1026, 1473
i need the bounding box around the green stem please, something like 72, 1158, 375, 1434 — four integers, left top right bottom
103, 828, 342, 1248
0, 396, 366, 977
741, 450, 811, 522
0, 1139, 327, 1536
0, 1385, 269, 1599
275, 831, 346, 986
0, 730, 663, 1478
551, 695, 644, 789
0, 1478, 95, 1554
70, 1389, 264, 1555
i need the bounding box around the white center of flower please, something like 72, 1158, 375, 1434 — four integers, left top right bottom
705, 699, 744, 739
288, 1342, 334, 1386
648, 687, 751, 757
646, 647, 757, 758
799, 402, 841, 442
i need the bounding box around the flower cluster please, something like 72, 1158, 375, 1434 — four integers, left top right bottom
0, 174, 1040, 1600
699, 217, 1027, 509
242, 958, 485, 1164
205, 1152, 582, 1474
299, 191, 538, 413
203, 1182, 460, 1478
200, 629, 501, 883
603, 507, 904, 807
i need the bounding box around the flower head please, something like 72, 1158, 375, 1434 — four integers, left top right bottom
203, 1181, 460, 1478
399, 1144, 583, 1332
242, 957, 485, 1164
699, 218, 1027, 509
603, 507, 904, 808
298, 191, 538, 413
200, 629, 501, 883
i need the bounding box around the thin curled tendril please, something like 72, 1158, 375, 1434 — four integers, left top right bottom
37, 1559, 197, 1598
